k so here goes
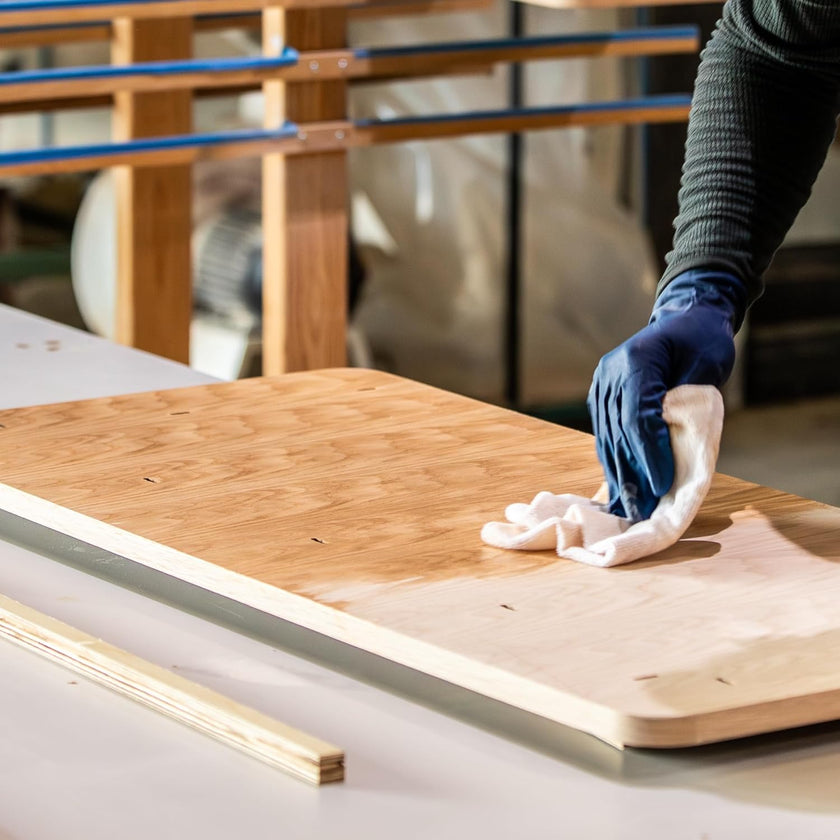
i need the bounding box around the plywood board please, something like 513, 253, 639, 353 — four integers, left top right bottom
1, 369, 839, 748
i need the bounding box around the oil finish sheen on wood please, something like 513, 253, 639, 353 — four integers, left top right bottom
1, 369, 839, 748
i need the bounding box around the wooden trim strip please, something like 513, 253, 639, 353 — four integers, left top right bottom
0, 21, 111, 47
0, 53, 298, 105
351, 95, 692, 143
0, 28, 697, 109
0, 0, 363, 28
0, 592, 344, 784
520, 0, 720, 7
0, 0, 494, 48
0, 96, 691, 177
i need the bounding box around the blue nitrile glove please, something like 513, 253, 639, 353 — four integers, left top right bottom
587, 269, 748, 522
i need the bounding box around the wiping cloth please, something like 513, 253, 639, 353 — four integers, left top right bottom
480, 385, 724, 568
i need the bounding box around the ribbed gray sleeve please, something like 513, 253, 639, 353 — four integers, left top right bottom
660, 0, 840, 305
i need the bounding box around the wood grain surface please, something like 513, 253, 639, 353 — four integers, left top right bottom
1, 369, 839, 748
112, 16, 193, 364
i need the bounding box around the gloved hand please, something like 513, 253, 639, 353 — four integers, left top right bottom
587, 269, 748, 522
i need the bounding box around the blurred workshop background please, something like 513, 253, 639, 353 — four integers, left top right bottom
1, 1, 838, 505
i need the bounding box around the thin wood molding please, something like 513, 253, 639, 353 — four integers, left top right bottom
0, 97, 690, 178
0, 593, 344, 784
0, 0, 494, 49
0, 29, 698, 108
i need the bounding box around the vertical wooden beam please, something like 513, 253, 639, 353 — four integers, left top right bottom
262, 7, 348, 374
112, 18, 193, 363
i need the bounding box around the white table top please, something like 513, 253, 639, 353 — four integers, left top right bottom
1, 303, 840, 839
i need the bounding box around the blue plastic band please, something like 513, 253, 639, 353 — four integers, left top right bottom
0, 50, 299, 85
0, 0, 183, 11
354, 95, 693, 128
354, 26, 698, 59
0, 125, 298, 166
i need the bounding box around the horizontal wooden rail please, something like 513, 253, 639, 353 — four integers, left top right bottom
0, 27, 698, 111
344, 25, 698, 79
0, 95, 691, 177
523, 0, 719, 7
0, 21, 112, 48
0, 53, 297, 106
0, 0, 490, 30
352, 95, 692, 142
0, 0, 357, 28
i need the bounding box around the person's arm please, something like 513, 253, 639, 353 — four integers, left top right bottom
662, 0, 840, 303
589, 0, 840, 522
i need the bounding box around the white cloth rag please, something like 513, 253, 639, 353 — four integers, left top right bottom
480, 385, 724, 567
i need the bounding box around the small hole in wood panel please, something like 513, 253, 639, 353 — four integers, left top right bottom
169, 411, 190, 416
311, 537, 327, 544
632, 674, 658, 681
716, 676, 732, 686
143, 476, 161, 484
500, 604, 516, 611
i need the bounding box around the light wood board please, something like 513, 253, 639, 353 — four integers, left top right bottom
1, 369, 839, 748
0, 593, 344, 784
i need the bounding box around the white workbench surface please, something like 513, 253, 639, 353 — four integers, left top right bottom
1, 303, 839, 839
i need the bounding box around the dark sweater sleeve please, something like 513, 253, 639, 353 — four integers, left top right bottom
660, 0, 840, 305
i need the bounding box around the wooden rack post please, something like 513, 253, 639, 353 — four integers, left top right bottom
112, 17, 193, 364
262, 7, 349, 374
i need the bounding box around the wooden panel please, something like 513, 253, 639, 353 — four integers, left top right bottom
262, 8, 348, 373
1, 369, 840, 749
0, 593, 344, 784
112, 17, 193, 364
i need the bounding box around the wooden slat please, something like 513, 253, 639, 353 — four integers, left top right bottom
0, 56, 296, 106
352, 99, 691, 144
519, 0, 719, 7
0, 0, 494, 49
0, 98, 691, 178
262, 8, 348, 374
0, 593, 344, 784
112, 17, 193, 364
350, 0, 491, 18
0, 0, 362, 29
0, 22, 111, 47
0, 30, 698, 113
0, 369, 839, 750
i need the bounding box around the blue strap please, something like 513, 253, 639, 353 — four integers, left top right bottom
0, 51, 298, 85
354, 95, 693, 127
0, 125, 299, 166
354, 26, 698, 59
0, 0, 181, 10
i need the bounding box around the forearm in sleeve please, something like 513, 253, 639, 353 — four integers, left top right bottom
660, 0, 840, 305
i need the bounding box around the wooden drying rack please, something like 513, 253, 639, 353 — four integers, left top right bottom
0, 0, 714, 374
